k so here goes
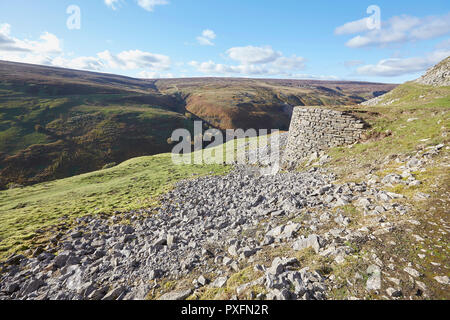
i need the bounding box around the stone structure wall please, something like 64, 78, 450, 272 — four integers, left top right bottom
282, 107, 367, 168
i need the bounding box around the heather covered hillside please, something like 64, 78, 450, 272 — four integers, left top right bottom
0, 61, 396, 188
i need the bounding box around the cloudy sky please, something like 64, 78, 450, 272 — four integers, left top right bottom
0, 0, 449, 83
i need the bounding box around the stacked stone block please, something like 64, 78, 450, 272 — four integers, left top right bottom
282, 107, 367, 168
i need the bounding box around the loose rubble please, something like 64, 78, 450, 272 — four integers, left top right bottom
0, 139, 447, 300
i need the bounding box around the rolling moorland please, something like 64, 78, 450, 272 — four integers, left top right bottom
0, 60, 396, 189
0, 57, 448, 300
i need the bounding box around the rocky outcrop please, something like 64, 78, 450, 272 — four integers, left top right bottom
282, 107, 368, 169
415, 56, 450, 87
361, 57, 449, 106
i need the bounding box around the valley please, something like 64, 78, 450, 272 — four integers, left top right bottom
0, 60, 396, 188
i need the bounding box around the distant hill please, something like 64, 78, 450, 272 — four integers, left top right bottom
154, 77, 396, 130
0, 60, 397, 188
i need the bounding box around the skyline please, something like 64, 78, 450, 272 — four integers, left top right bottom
0, 0, 449, 83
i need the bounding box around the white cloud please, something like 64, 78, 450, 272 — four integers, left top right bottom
0, 24, 14, 47
197, 29, 216, 46
98, 49, 171, 70
226, 46, 281, 65
290, 73, 339, 80
104, 0, 168, 12
189, 46, 307, 77
335, 13, 450, 48
52, 56, 105, 71
334, 17, 371, 35
272, 55, 305, 70
137, 0, 169, 12
189, 60, 231, 74
410, 15, 450, 40
356, 50, 450, 77
104, 0, 120, 10
0, 23, 172, 75
0, 23, 65, 66
0, 23, 62, 54
53, 50, 171, 72
188, 60, 336, 79
137, 70, 174, 78
189, 60, 268, 75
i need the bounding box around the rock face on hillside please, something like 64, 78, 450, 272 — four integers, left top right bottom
415, 56, 450, 87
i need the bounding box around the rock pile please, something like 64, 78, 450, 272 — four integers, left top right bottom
0, 165, 336, 300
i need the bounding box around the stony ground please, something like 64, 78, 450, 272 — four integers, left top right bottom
0, 136, 448, 300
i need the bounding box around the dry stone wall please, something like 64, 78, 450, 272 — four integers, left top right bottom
282, 107, 368, 168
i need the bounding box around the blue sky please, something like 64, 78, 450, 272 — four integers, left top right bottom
0, 0, 449, 83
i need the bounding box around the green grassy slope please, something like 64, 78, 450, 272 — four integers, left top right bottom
317, 82, 450, 300
324, 82, 449, 180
